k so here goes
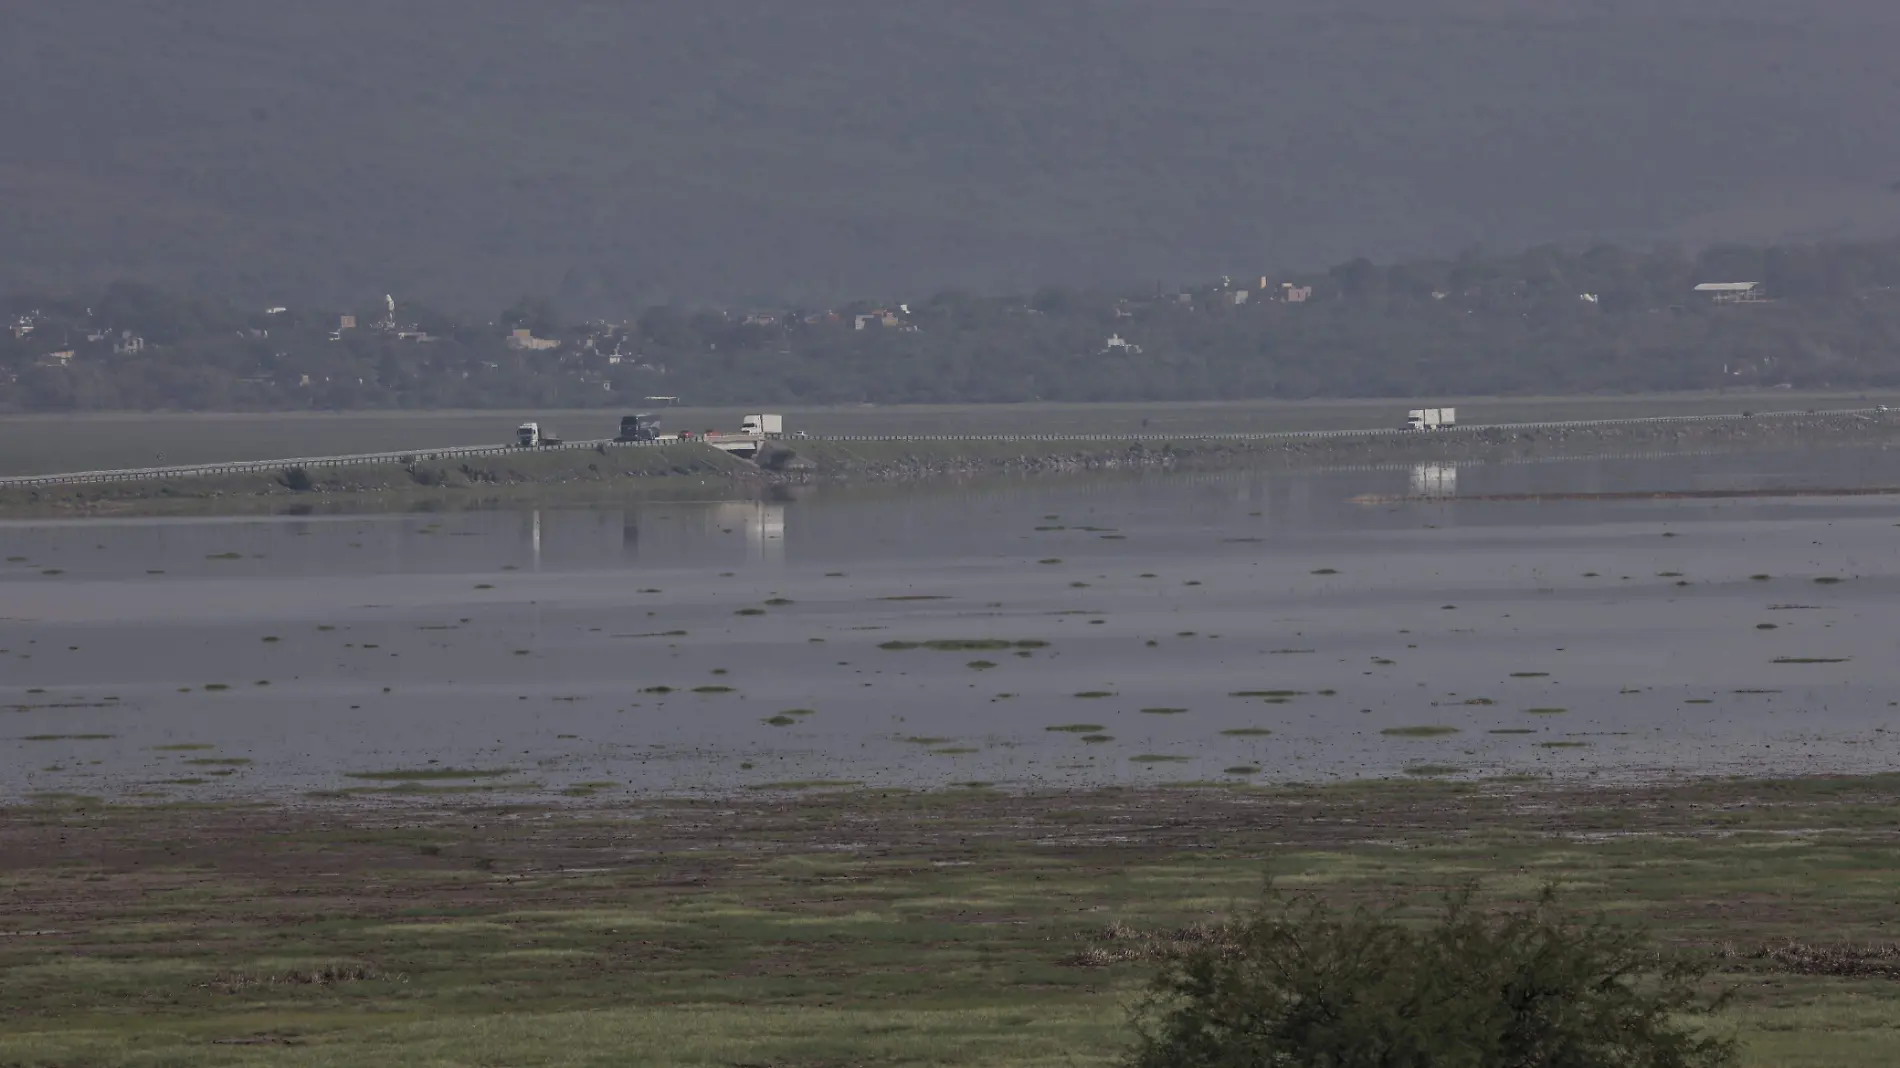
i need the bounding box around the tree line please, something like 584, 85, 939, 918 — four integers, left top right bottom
7, 237, 1900, 412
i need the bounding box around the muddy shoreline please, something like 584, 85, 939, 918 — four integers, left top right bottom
3, 409, 1897, 517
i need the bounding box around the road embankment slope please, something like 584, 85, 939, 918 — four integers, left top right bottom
3, 409, 1896, 516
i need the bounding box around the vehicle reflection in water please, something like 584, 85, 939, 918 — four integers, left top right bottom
707, 501, 786, 564
1409, 462, 1457, 498
494, 500, 790, 570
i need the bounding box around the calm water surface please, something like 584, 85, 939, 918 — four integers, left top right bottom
4, 448, 1899, 800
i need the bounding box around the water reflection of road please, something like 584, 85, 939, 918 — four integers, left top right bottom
514, 501, 788, 567
1410, 462, 1457, 498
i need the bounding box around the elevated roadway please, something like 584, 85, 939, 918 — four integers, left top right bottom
0, 407, 1883, 489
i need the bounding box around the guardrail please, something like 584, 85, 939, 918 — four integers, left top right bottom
0, 407, 1885, 489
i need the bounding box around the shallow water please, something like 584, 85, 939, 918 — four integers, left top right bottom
4, 447, 1899, 801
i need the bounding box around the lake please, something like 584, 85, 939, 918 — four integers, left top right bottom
4, 446, 1898, 801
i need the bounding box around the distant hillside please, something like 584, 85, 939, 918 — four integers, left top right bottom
7, 1, 1900, 313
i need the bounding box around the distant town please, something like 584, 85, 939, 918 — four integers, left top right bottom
3, 237, 1895, 412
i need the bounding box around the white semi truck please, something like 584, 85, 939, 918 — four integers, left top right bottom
740, 413, 783, 437
1404, 407, 1457, 431
515, 422, 564, 446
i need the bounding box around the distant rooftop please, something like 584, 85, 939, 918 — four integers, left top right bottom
1693, 282, 1759, 292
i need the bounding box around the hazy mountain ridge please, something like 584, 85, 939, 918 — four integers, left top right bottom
6, 1, 1900, 313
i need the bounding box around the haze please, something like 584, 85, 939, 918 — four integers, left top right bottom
7, 0, 1900, 313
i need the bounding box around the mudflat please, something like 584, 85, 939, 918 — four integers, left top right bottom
4, 774, 1900, 1066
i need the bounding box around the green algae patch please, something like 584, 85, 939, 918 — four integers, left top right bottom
880, 639, 1047, 652
345, 768, 516, 782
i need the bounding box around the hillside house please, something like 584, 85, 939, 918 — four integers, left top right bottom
507, 328, 561, 351
1694, 282, 1765, 305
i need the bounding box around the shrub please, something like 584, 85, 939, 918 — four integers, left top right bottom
1124, 887, 1734, 1068
281, 465, 313, 491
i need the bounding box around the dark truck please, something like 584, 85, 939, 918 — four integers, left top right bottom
616, 413, 662, 442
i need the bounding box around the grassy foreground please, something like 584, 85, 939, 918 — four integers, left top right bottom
4, 775, 1900, 1066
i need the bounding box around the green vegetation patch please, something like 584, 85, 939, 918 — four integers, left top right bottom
1523, 707, 1568, 716
1130, 754, 1191, 764
1774, 657, 1850, 664
1381, 726, 1460, 738
880, 639, 1047, 652
21, 734, 115, 742
1403, 763, 1461, 777
1140, 707, 1189, 715
1046, 723, 1106, 733
1231, 690, 1305, 699
344, 767, 516, 782
1220, 728, 1274, 737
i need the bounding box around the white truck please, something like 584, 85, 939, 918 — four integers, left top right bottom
740, 413, 783, 437
515, 422, 564, 447
1404, 407, 1457, 431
